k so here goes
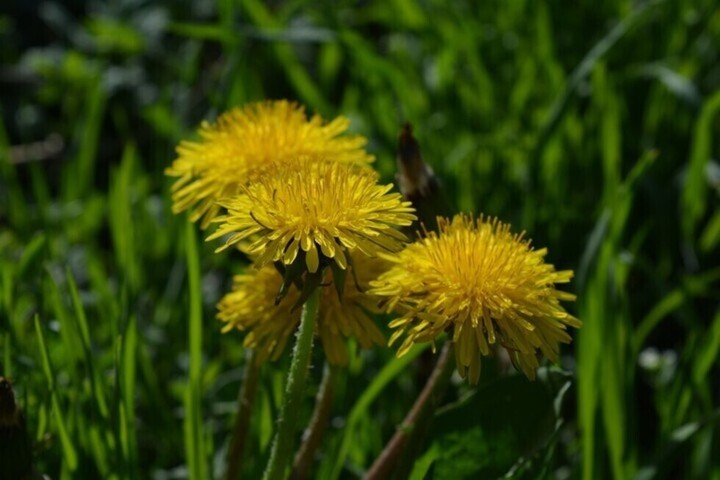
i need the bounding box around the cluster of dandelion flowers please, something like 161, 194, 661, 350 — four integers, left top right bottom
370, 214, 581, 384
207, 159, 417, 274
217, 254, 388, 365
166, 100, 375, 228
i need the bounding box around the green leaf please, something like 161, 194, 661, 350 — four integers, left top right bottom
422, 373, 563, 479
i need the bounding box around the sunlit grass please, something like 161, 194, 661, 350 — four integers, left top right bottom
1, 0, 720, 478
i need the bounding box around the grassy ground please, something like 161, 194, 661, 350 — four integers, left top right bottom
1, 0, 720, 478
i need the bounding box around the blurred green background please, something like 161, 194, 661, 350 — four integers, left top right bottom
1, 0, 720, 478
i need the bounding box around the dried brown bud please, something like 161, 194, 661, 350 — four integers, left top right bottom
395, 123, 451, 233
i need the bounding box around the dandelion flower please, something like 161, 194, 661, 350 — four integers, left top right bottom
207, 159, 416, 274
166, 100, 374, 228
370, 214, 581, 383
217, 255, 388, 364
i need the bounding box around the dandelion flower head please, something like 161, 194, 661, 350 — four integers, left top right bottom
217, 254, 388, 365
207, 159, 416, 274
370, 214, 581, 383
166, 100, 374, 228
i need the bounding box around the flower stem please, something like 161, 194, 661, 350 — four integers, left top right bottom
262, 287, 321, 480
363, 342, 455, 480
225, 349, 260, 480
291, 363, 337, 480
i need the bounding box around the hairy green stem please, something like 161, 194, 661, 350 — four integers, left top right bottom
262, 287, 321, 480
363, 342, 455, 480
291, 363, 337, 480
225, 349, 260, 480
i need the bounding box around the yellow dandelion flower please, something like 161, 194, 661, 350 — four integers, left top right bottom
370, 214, 581, 384
166, 100, 374, 228
207, 159, 416, 274
217, 255, 388, 365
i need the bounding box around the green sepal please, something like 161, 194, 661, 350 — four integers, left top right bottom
330, 261, 347, 301
273, 252, 307, 305
345, 254, 363, 293
291, 269, 324, 312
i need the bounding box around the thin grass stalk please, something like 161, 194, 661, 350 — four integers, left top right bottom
225, 348, 260, 480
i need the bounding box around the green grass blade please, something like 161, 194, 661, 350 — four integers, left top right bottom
409, 443, 440, 480
46, 272, 84, 367
577, 275, 604, 480
66, 268, 109, 419
330, 343, 430, 480
693, 310, 720, 385
122, 315, 139, 474
34, 315, 79, 471
699, 211, 720, 253
681, 89, 720, 241
168, 22, 238, 44
601, 326, 628, 480
0, 114, 29, 227
183, 222, 209, 480
66, 78, 105, 199
109, 143, 140, 293
633, 290, 685, 355
533, 0, 661, 160
17, 233, 46, 277
241, 0, 330, 113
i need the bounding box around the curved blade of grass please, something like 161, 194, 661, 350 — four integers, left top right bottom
66, 268, 109, 419
34, 315, 78, 471
118, 314, 139, 475
633, 290, 685, 355
633, 409, 720, 480
183, 222, 209, 480
330, 343, 430, 480
241, 0, 330, 113
681, 89, 720, 241
577, 149, 656, 480
65, 78, 105, 199
18, 233, 46, 277
693, 310, 720, 386
633, 268, 720, 355
533, 0, 662, 160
